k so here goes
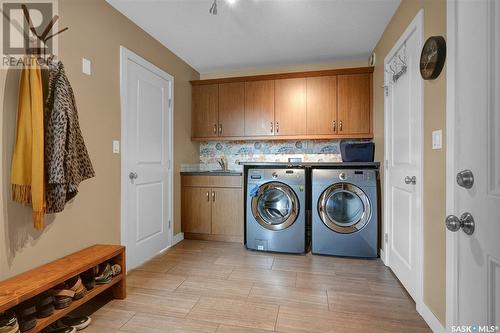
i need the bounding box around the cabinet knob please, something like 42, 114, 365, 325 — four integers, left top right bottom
333, 121, 336, 132
206, 191, 210, 201
213, 124, 217, 134
212, 191, 216, 202
219, 124, 223, 135
270, 122, 273, 134
276, 121, 279, 134
339, 120, 343, 132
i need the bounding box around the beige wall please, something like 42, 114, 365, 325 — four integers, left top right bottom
200, 58, 369, 79
0, 0, 199, 280
372, 0, 447, 324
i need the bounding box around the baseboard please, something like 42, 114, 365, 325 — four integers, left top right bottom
418, 302, 445, 333
380, 248, 387, 265
173, 232, 184, 245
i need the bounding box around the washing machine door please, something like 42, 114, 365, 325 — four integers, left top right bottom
251, 181, 299, 231
318, 183, 371, 234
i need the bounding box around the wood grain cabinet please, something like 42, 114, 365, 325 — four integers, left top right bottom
306, 76, 337, 135
191, 67, 373, 140
219, 82, 245, 137
337, 73, 372, 135
181, 175, 243, 243
192, 84, 218, 138
244, 80, 275, 136
275, 78, 307, 136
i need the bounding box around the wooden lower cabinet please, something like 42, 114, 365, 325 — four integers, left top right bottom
211, 188, 243, 237
181, 175, 243, 243
181, 186, 212, 234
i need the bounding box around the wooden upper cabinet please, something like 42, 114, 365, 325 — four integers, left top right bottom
337, 73, 371, 135
306, 76, 337, 135
244, 80, 275, 136
192, 84, 218, 138
275, 78, 307, 136
219, 82, 245, 137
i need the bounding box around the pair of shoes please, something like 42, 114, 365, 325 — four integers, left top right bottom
35, 291, 55, 318
0, 311, 19, 333
13, 302, 37, 332
81, 266, 98, 291
53, 277, 87, 310
95, 263, 121, 285
42, 316, 91, 333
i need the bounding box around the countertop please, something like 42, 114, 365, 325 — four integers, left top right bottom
180, 170, 243, 176
238, 161, 380, 168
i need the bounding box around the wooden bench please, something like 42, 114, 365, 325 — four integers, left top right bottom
0, 244, 126, 332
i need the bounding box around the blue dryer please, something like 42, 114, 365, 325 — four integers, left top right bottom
311, 169, 378, 258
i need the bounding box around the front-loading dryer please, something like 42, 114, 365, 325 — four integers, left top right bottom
246, 168, 306, 254
312, 168, 378, 258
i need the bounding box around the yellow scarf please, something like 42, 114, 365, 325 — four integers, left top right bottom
11, 58, 45, 230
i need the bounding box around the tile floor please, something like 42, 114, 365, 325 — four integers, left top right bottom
80, 240, 431, 332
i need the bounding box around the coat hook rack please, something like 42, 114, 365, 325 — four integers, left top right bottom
21, 4, 68, 56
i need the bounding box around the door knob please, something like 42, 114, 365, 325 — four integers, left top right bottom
405, 176, 416, 185
129, 172, 138, 183
456, 169, 474, 189
445, 212, 475, 235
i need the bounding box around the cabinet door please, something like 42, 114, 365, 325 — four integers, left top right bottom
219, 82, 245, 137
275, 78, 307, 136
192, 84, 218, 138
211, 188, 243, 237
244, 80, 275, 136
337, 73, 371, 134
306, 76, 337, 135
182, 187, 211, 234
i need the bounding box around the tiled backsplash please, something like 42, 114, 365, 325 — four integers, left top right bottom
195, 140, 344, 171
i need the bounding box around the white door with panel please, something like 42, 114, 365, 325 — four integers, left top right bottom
447, 1, 500, 328
121, 48, 173, 270
384, 11, 423, 301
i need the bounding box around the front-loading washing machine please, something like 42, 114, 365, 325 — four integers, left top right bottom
246, 167, 306, 254
312, 168, 378, 258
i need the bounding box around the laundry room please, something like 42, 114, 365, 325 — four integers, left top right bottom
1, 0, 497, 332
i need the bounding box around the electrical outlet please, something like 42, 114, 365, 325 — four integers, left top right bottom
113, 140, 120, 154
432, 130, 442, 150
82, 58, 91, 75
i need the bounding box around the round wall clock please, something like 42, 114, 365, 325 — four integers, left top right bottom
420, 36, 446, 80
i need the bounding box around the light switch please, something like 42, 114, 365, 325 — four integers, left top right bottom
432, 130, 442, 150
113, 140, 120, 154
82, 58, 91, 75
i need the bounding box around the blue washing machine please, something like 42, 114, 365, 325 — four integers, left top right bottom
312, 168, 378, 258
246, 168, 306, 254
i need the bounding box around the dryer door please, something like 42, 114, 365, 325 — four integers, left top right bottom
318, 183, 371, 234
251, 181, 299, 231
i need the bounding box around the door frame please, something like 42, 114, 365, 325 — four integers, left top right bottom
119, 46, 174, 267
382, 7, 424, 312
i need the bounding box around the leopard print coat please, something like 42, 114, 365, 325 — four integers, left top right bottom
45, 61, 95, 213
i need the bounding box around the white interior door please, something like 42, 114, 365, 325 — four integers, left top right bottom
447, 0, 500, 328
121, 47, 173, 270
384, 11, 423, 302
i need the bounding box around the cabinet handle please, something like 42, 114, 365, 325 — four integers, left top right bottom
213, 124, 217, 134
219, 124, 223, 135
212, 191, 215, 202
206, 191, 210, 201
333, 120, 336, 132
276, 121, 279, 134
270, 122, 273, 134
339, 120, 343, 132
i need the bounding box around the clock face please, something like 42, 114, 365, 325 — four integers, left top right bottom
420, 36, 446, 80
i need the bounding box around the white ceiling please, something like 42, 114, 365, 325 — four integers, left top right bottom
107, 0, 400, 74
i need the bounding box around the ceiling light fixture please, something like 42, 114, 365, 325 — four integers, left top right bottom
209, 0, 217, 15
